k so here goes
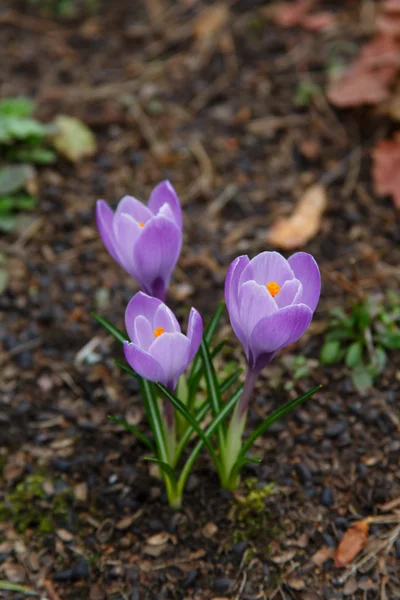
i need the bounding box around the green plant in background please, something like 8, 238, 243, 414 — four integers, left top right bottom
0, 97, 96, 233
0, 98, 56, 165
320, 292, 400, 393
27, 0, 101, 18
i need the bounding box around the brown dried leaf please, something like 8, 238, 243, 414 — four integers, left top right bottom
268, 184, 327, 250
271, 549, 296, 564
372, 133, 400, 208
334, 519, 369, 568
302, 12, 336, 32
273, 0, 312, 28
311, 546, 335, 566
147, 531, 170, 546
193, 4, 229, 42
327, 36, 399, 107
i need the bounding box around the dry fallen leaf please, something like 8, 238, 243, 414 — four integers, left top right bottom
327, 36, 399, 107
372, 133, 400, 208
377, 0, 400, 37
273, 0, 312, 28
334, 518, 370, 568
193, 4, 229, 42
267, 184, 327, 250
302, 11, 336, 32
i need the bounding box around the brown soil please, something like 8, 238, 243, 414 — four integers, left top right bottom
1, 1, 400, 599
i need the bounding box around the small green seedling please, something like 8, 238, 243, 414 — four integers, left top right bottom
320, 292, 400, 393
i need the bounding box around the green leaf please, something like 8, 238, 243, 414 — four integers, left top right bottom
4, 116, 48, 140
51, 115, 97, 162
379, 330, 400, 349
189, 302, 225, 381
155, 382, 220, 465
351, 368, 372, 394
0, 97, 35, 117
139, 378, 170, 469
353, 304, 371, 332
220, 368, 243, 394
345, 341, 363, 368
199, 339, 223, 417
0, 196, 13, 214
320, 340, 341, 365
143, 458, 177, 484
114, 359, 139, 379
108, 415, 155, 452
177, 385, 242, 493
91, 312, 128, 344
0, 214, 16, 232
371, 347, 386, 375
12, 147, 57, 164
0, 164, 35, 195
325, 328, 355, 342
236, 385, 321, 465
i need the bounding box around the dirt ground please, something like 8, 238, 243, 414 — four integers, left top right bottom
1, 1, 400, 599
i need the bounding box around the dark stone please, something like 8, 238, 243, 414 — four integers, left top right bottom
320, 486, 335, 507
52, 458, 73, 472
182, 570, 197, 588
294, 462, 313, 485
395, 540, 400, 558
357, 462, 368, 479
231, 540, 248, 553
334, 516, 348, 529
54, 560, 89, 582
215, 578, 234, 593
325, 421, 346, 438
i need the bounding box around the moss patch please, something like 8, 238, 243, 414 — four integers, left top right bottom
0, 474, 72, 535
231, 478, 281, 552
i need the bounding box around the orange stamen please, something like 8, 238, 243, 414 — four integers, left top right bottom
266, 281, 280, 297
154, 327, 165, 338
138, 221, 144, 228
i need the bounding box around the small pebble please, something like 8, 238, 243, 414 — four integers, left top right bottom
320, 486, 335, 507
325, 421, 346, 438
231, 540, 248, 553
182, 570, 197, 588
215, 577, 234, 593
395, 540, 400, 558
294, 462, 313, 485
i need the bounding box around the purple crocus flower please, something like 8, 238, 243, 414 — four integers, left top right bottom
96, 181, 182, 301
225, 251, 320, 373
123, 292, 203, 391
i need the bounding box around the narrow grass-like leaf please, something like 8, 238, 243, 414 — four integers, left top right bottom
144, 457, 177, 484
115, 359, 139, 379
108, 415, 155, 452
177, 385, 242, 494
200, 340, 222, 416
236, 385, 321, 465
220, 368, 243, 394
189, 302, 225, 382
156, 382, 220, 465
92, 312, 127, 344
139, 379, 170, 467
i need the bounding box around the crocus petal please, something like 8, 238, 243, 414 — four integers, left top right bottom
153, 303, 181, 333
96, 200, 119, 263
125, 292, 162, 341
288, 252, 321, 312
149, 332, 190, 389
186, 308, 203, 362
133, 215, 181, 296
132, 315, 154, 351
115, 195, 152, 225
148, 180, 183, 229
275, 279, 301, 309
225, 255, 250, 345
123, 341, 165, 382
249, 304, 313, 367
240, 251, 295, 287
238, 280, 278, 344
113, 213, 142, 276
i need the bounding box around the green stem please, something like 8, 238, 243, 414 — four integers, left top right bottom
220, 367, 259, 489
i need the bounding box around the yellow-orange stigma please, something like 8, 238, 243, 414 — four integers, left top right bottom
154, 327, 165, 338
266, 281, 280, 297
138, 221, 144, 228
